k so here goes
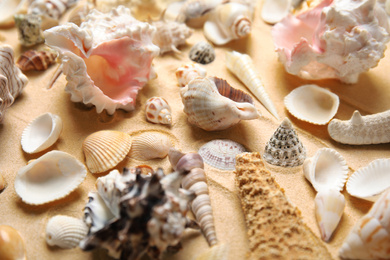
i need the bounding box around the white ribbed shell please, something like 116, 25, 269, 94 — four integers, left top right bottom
129, 132, 171, 161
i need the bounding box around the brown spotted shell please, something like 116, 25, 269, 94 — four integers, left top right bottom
145, 97, 172, 125
16, 49, 57, 71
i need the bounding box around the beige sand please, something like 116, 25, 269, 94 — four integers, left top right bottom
0, 1, 389, 259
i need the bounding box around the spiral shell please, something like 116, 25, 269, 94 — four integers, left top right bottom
189, 41, 216, 65
129, 132, 171, 161
145, 97, 172, 125
16, 49, 57, 72
46, 215, 88, 249
176, 63, 207, 87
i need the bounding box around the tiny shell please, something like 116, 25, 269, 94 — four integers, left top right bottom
284, 85, 339, 125
129, 132, 171, 161
176, 63, 207, 87
14, 14, 45, 47
303, 148, 348, 192
0, 173, 5, 191
82, 130, 132, 174
145, 97, 172, 125
198, 139, 246, 170
189, 41, 216, 65
346, 159, 390, 202
261, 0, 291, 24
16, 49, 57, 71
14, 150, 87, 205
21, 113, 63, 154
263, 118, 306, 167
152, 20, 193, 54
46, 215, 88, 249
0, 225, 26, 260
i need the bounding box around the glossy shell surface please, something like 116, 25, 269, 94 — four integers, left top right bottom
189, 41, 216, 65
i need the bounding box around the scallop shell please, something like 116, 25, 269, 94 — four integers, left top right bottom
346, 159, 390, 202
315, 189, 345, 242
0, 0, 28, 28
189, 41, 216, 65
16, 49, 57, 71
152, 20, 193, 54
284, 84, 339, 125
303, 148, 348, 192
203, 2, 252, 45
46, 215, 88, 249
328, 110, 390, 145
14, 14, 45, 47
198, 139, 246, 171
14, 150, 87, 205
263, 117, 306, 167
129, 132, 171, 161
339, 189, 390, 259
261, 0, 291, 24
21, 113, 63, 154
180, 76, 259, 131
82, 130, 132, 174
176, 63, 207, 87
0, 225, 26, 260
145, 97, 172, 125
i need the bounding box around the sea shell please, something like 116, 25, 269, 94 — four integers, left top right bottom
346, 159, 390, 202
0, 44, 28, 123
180, 76, 259, 131
46, 215, 88, 249
44, 6, 160, 114
195, 243, 229, 260
0, 173, 5, 192
0, 225, 26, 260
169, 148, 218, 246
152, 20, 193, 54
28, 0, 78, 21
284, 85, 339, 125
315, 189, 346, 242
203, 3, 252, 45
339, 189, 390, 259
198, 139, 246, 170
175, 63, 207, 87
82, 130, 132, 174
328, 110, 390, 145
129, 132, 171, 161
14, 150, 87, 205
67, 2, 91, 26
386, 0, 390, 15
145, 97, 172, 125
21, 113, 63, 154
0, 0, 28, 28
226, 51, 279, 120
263, 117, 306, 167
189, 41, 216, 65
303, 148, 348, 193
16, 49, 57, 72
261, 0, 291, 24
14, 14, 45, 47
272, 0, 390, 83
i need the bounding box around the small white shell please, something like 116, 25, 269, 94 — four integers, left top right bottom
46, 215, 88, 249
284, 84, 339, 125
176, 63, 207, 87
303, 148, 348, 192
129, 132, 171, 161
189, 41, 216, 65
346, 159, 390, 202
261, 0, 291, 24
198, 139, 246, 171
14, 150, 87, 205
145, 97, 172, 125
152, 20, 193, 54
21, 113, 63, 154
315, 189, 345, 242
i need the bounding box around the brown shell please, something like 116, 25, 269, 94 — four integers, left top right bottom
16, 50, 57, 71
212, 77, 253, 104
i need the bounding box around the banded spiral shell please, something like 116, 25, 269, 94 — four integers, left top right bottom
189, 41, 216, 65
16, 49, 57, 71
145, 97, 172, 125
82, 130, 132, 174
0, 225, 26, 260
46, 215, 88, 249
129, 132, 171, 161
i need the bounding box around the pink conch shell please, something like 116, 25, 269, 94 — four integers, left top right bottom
272, 0, 390, 84
44, 6, 160, 114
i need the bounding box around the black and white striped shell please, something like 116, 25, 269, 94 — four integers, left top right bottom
189, 41, 216, 64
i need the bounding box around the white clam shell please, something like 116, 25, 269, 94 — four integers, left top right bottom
198, 139, 246, 171
14, 150, 87, 205
303, 148, 348, 192
346, 159, 390, 202
261, 0, 291, 24
21, 113, 63, 154
46, 215, 88, 249
284, 84, 339, 125
129, 132, 171, 161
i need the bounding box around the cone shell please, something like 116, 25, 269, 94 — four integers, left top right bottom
21, 112, 63, 154
0, 225, 26, 260
129, 132, 171, 161
284, 85, 339, 125
145, 97, 172, 125
14, 150, 87, 205
176, 63, 207, 87
346, 159, 390, 202
46, 215, 88, 249
82, 130, 132, 174
16, 49, 57, 72
315, 189, 345, 242
303, 148, 348, 192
